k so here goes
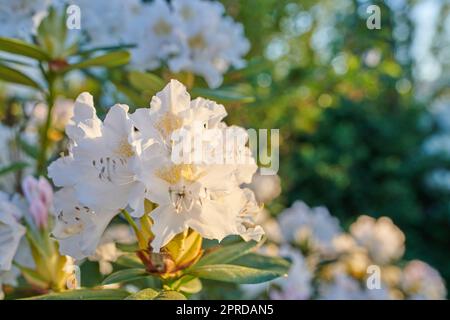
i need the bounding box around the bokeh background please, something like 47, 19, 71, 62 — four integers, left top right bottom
222, 0, 450, 287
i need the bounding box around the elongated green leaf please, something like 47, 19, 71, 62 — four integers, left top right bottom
68, 51, 130, 71
102, 268, 148, 285
128, 71, 165, 93
0, 37, 50, 61
23, 289, 130, 300
126, 289, 186, 300
125, 288, 159, 300
77, 44, 136, 56
115, 242, 139, 253
0, 162, 28, 176
0, 64, 41, 89
232, 253, 292, 274
191, 87, 255, 103
188, 264, 286, 284
115, 253, 144, 269
196, 241, 258, 267
19, 137, 39, 159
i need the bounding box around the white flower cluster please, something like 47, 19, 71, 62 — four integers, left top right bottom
48, 79, 263, 259
242, 200, 446, 300
278, 201, 341, 253
8, 0, 249, 88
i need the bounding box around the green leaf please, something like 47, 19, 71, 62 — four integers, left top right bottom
115, 253, 144, 269
0, 64, 41, 89
126, 289, 186, 300
0, 37, 50, 61
191, 87, 255, 103
36, 6, 67, 58
178, 277, 202, 294
168, 275, 202, 294
187, 264, 286, 284
18, 137, 39, 159
115, 242, 139, 253
232, 253, 292, 274
77, 44, 137, 56
154, 291, 187, 300
23, 289, 130, 300
128, 71, 165, 93
102, 268, 148, 285
0, 162, 28, 176
196, 240, 259, 267
67, 51, 130, 71
15, 265, 48, 289
125, 288, 159, 300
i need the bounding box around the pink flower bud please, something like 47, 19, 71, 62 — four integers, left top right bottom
21, 176, 53, 229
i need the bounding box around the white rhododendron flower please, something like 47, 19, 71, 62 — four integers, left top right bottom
269, 246, 313, 300
167, 0, 250, 88
350, 215, 405, 265
318, 273, 391, 300
278, 201, 342, 252
133, 80, 259, 251
0, 0, 49, 39
48, 92, 146, 217
246, 169, 282, 203
53, 0, 143, 48
51, 0, 249, 88
51, 187, 118, 260
0, 192, 26, 271
401, 260, 447, 300
129, 0, 182, 70
49, 80, 262, 256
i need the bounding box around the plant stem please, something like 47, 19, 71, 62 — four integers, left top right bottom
36, 70, 56, 175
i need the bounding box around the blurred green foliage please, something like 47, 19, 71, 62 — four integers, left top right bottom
223, 0, 450, 286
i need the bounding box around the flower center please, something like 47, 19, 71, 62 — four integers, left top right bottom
115, 139, 135, 158
188, 34, 206, 50
155, 164, 197, 185
156, 112, 183, 139
153, 19, 172, 36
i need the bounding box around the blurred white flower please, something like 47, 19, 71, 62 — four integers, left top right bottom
423, 133, 450, 158
166, 0, 249, 88
425, 168, 450, 191
278, 201, 342, 252
0, 192, 26, 271
254, 209, 283, 243
318, 273, 391, 300
129, 0, 182, 70
53, 0, 143, 48
88, 224, 135, 275
269, 245, 313, 300
21, 176, 53, 229
401, 260, 447, 300
350, 215, 405, 265
0, 0, 49, 39
246, 170, 281, 203
28, 97, 75, 132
